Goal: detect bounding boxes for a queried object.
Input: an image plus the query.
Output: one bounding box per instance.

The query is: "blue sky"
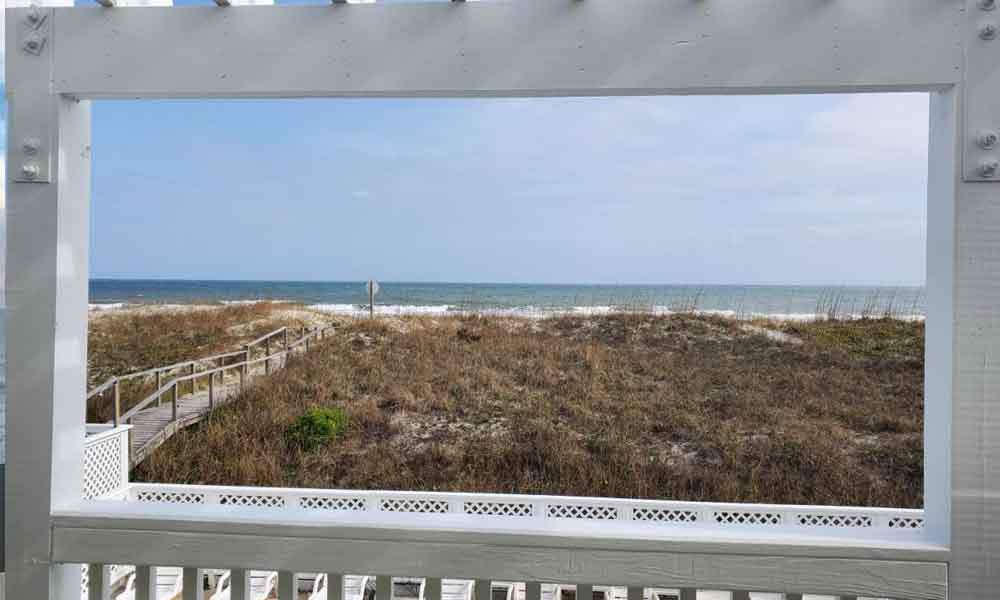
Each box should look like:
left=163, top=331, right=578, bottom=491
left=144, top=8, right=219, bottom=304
left=0, top=20, right=929, bottom=285
left=85, top=93, right=929, bottom=285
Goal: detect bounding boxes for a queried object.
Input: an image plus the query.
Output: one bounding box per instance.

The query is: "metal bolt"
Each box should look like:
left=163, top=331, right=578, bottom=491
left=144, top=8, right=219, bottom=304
left=22, top=138, right=40, bottom=156
left=981, top=0, right=996, bottom=11
left=981, top=22, right=998, bottom=40
left=979, top=159, right=1000, bottom=178
left=25, top=6, right=42, bottom=24
left=22, top=32, right=44, bottom=55
left=979, top=130, right=1000, bottom=151
left=21, top=163, right=40, bottom=180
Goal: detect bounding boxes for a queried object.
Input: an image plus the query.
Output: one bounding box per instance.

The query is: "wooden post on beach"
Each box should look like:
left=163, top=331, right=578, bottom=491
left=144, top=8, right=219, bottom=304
left=367, top=280, right=379, bottom=319
left=208, top=371, right=215, bottom=410
left=171, top=382, right=179, bottom=421
left=265, top=337, right=272, bottom=375
left=112, top=379, right=121, bottom=427
left=155, top=370, right=162, bottom=406
left=283, top=328, right=289, bottom=350
left=190, top=362, right=196, bottom=395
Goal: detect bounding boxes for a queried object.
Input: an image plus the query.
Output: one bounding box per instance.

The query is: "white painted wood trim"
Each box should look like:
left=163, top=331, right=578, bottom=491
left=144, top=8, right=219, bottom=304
left=7, top=0, right=1000, bottom=597
left=51, top=500, right=948, bottom=564
left=47, top=1, right=963, bottom=99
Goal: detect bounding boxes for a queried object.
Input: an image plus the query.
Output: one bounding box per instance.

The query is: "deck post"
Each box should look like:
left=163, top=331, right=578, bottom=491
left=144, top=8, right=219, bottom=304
left=135, top=567, right=158, bottom=600
left=182, top=568, right=205, bottom=600
left=87, top=564, right=112, bottom=600
left=229, top=570, right=251, bottom=600
left=278, top=572, right=298, bottom=600
left=327, top=574, right=345, bottom=600
left=5, top=9, right=91, bottom=598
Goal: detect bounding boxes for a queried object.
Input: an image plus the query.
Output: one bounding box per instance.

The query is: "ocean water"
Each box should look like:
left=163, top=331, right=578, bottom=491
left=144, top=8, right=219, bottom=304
left=90, top=279, right=926, bottom=320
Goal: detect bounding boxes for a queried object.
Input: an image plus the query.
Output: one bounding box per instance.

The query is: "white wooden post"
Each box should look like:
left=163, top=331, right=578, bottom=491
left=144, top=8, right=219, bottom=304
left=87, top=564, right=111, bottom=600
left=183, top=568, right=204, bottom=600
left=5, top=6, right=91, bottom=598
left=376, top=575, right=392, bottom=600
left=230, top=569, right=251, bottom=600
left=474, top=580, right=490, bottom=600
left=423, top=578, right=441, bottom=600
left=326, top=574, right=344, bottom=600
left=279, top=571, right=298, bottom=600
left=135, top=566, right=158, bottom=600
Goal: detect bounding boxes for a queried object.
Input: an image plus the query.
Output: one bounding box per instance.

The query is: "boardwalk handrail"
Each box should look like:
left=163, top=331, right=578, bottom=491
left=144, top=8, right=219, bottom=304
left=90, top=324, right=333, bottom=429
left=86, top=350, right=250, bottom=401
left=116, top=325, right=335, bottom=464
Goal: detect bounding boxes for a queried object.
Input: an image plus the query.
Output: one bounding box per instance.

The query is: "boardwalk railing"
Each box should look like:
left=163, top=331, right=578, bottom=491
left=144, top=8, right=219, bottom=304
left=87, top=325, right=335, bottom=466
left=88, top=325, right=332, bottom=425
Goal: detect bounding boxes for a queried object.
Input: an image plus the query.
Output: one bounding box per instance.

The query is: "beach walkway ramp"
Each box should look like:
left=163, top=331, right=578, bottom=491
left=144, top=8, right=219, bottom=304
left=87, top=324, right=334, bottom=467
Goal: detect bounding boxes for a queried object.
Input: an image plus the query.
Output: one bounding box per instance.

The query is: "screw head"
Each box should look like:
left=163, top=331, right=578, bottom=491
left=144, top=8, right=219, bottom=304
left=981, top=22, right=998, bottom=39
left=22, top=32, right=44, bottom=55
left=979, top=159, right=1000, bottom=178
left=981, top=0, right=996, bottom=10
left=979, top=130, right=1000, bottom=150
left=21, top=138, right=40, bottom=156
left=20, top=163, right=40, bottom=180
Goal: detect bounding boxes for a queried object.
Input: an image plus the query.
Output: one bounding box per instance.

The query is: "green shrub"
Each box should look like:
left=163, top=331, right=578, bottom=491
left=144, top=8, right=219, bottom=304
left=285, top=407, right=349, bottom=452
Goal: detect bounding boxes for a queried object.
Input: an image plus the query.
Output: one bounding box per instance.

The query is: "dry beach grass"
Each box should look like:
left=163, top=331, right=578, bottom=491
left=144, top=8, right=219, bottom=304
left=104, top=305, right=925, bottom=508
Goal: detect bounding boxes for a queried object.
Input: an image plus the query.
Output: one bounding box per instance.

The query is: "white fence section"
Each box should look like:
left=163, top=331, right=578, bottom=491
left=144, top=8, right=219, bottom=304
left=75, top=425, right=938, bottom=600
left=83, top=425, right=131, bottom=500
left=126, top=483, right=925, bottom=537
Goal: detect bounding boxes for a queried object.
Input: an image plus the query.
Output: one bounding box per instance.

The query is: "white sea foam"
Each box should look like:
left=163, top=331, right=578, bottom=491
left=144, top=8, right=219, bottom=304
left=88, top=303, right=129, bottom=311
left=219, top=299, right=291, bottom=306
left=306, top=303, right=924, bottom=321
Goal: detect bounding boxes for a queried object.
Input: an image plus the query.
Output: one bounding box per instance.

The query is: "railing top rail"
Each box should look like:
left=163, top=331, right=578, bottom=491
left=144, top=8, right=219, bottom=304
left=125, top=482, right=925, bottom=518
left=117, top=327, right=333, bottom=423
left=246, top=327, right=289, bottom=349
left=58, top=497, right=945, bottom=564
left=88, top=331, right=286, bottom=399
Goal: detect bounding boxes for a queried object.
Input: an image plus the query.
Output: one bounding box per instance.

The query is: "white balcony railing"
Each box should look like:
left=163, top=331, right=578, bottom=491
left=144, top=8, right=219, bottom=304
left=75, top=424, right=946, bottom=600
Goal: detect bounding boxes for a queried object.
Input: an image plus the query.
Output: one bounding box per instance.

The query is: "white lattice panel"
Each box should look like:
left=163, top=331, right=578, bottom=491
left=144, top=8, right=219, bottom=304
left=380, top=498, right=449, bottom=513
left=888, top=516, right=926, bottom=529
left=796, top=513, right=872, bottom=528
left=547, top=504, right=618, bottom=520
left=219, top=494, right=286, bottom=508
left=713, top=511, right=783, bottom=526
left=83, top=429, right=127, bottom=500
left=632, top=507, right=699, bottom=523
left=464, top=501, right=533, bottom=517
left=135, top=490, right=206, bottom=504
left=123, top=484, right=926, bottom=537
left=300, top=496, right=367, bottom=511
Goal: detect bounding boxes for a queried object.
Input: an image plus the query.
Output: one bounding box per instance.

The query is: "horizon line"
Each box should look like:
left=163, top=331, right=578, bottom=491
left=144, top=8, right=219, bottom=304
left=89, top=277, right=927, bottom=288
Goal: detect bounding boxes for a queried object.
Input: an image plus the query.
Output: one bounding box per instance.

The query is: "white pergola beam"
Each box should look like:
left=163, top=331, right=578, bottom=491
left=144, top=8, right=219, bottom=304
left=49, top=1, right=961, bottom=99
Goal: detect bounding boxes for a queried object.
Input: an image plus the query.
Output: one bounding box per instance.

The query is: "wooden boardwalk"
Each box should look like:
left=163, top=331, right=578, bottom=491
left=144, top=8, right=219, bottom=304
left=127, top=365, right=263, bottom=465
left=89, top=325, right=334, bottom=467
